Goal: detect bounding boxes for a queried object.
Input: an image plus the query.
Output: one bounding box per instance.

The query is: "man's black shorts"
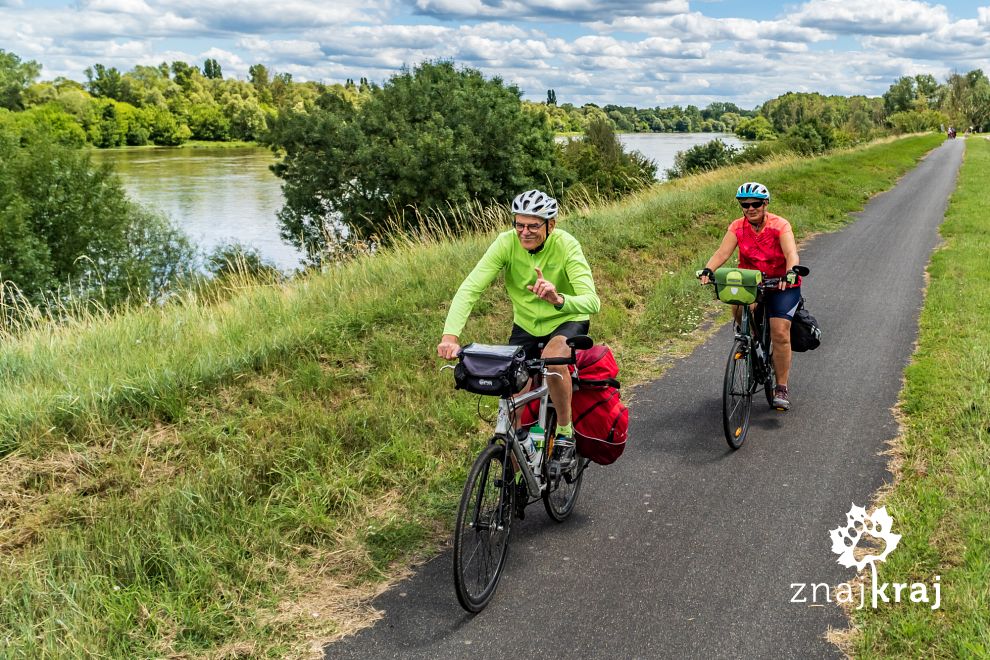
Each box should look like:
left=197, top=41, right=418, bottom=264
left=507, top=320, right=591, bottom=361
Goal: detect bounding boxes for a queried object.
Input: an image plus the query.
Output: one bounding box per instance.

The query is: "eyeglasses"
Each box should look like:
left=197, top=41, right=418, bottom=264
left=739, top=201, right=765, bottom=209
left=513, top=221, right=545, bottom=232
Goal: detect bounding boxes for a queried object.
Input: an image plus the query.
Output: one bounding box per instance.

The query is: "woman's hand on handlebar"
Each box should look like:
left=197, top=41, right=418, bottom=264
left=696, top=267, right=714, bottom=285
left=437, top=334, right=461, bottom=360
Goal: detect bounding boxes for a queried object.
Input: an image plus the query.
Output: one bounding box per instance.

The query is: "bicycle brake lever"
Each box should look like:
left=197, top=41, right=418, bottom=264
left=439, top=364, right=455, bottom=372
left=546, top=371, right=564, bottom=381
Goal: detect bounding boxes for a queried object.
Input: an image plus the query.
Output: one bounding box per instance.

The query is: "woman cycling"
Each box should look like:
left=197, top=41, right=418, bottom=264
left=699, top=182, right=802, bottom=410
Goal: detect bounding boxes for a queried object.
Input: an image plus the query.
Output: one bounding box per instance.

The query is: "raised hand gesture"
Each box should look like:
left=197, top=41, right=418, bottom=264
left=527, top=267, right=564, bottom=306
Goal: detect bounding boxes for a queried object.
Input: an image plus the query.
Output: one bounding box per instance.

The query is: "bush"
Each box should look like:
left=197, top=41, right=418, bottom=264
left=731, top=140, right=789, bottom=164
left=0, top=129, right=195, bottom=309
left=665, top=139, right=738, bottom=179
left=889, top=110, right=950, bottom=133
left=557, top=118, right=657, bottom=198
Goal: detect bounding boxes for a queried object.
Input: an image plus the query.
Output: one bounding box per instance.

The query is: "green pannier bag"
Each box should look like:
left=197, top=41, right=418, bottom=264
left=714, top=267, right=762, bottom=305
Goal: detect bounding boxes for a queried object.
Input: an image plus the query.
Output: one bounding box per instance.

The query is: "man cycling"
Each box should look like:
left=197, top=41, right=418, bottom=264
left=438, top=189, right=600, bottom=471
left=698, top=182, right=802, bottom=410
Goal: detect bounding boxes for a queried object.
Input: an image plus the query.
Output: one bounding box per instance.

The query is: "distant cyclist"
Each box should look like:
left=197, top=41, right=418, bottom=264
left=698, top=182, right=802, bottom=410
left=438, top=189, right=600, bottom=472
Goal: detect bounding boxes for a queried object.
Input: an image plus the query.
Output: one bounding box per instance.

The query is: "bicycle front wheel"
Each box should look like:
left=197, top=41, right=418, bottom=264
left=542, top=408, right=583, bottom=521
left=763, top=342, right=777, bottom=409
left=453, top=442, right=515, bottom=612
left=722, top=338, right=753, bottom=450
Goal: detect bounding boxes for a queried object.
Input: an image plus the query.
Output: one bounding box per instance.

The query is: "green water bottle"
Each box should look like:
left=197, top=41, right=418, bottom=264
left=528, top=424, right=545, bottom=469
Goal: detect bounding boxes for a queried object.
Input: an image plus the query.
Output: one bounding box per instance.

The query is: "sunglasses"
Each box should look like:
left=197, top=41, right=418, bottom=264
left=739, top=201, right=765, bottom=209
left=513, top=221, right=545, bottom=232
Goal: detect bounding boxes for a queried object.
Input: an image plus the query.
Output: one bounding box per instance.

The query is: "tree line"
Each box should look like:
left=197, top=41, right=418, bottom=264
left=2, top=48, right=988, bottom=322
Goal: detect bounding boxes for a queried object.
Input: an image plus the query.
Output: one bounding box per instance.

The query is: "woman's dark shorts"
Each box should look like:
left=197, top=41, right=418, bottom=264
left=764, top=286, right=802, bottom=321
left=507, top=320, right=591, bottom=361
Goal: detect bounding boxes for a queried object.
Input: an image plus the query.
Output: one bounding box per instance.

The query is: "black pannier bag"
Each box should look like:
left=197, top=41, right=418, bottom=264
left=454, top=343, right=529, bottom=396
left=790, top=298, right=822, bottom=352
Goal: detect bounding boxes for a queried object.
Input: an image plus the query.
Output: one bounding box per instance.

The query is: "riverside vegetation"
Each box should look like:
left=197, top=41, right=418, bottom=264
left=0, top=133, right=953, bottom=657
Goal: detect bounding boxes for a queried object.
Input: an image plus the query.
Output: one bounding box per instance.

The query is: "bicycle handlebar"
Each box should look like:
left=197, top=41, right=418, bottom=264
left=697, top=265, right=811, bottom=288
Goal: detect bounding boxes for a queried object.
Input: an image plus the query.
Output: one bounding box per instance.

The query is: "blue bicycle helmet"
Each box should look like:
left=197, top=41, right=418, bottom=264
left=735, top=182, right=770, bottom=201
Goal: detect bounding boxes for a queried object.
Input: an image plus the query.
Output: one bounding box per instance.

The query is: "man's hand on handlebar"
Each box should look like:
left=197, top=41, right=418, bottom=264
left=437, top=334, right=461, bottom=360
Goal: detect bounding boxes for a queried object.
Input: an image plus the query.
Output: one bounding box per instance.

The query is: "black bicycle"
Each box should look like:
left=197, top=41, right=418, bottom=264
left=443, top=335, right=593, bottom=612
left=700, top=265, right=810, bottom=449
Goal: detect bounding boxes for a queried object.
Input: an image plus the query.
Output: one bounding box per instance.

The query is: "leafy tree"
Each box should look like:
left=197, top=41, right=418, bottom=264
left=883, top=76, right=917, bottom=115
left=0, top=49, right=42, bottom=110
left=0, top=130, right=194, bottom=307
left=84, top=64, right=125, bottom=100
left=144, top=105, right=191, bottom=145
left=267, top=60, right=560, bottom=252
left=942, top=69, right=990, bottom=131
left=187, top=102, right=230, bottom=140
left=169, top=61, right=198, bottom=91
left=735, top=115, right=775, bottom=140
left=249, top=64, right=272, bottom=104
left=203, top=58, right=223, bottom=80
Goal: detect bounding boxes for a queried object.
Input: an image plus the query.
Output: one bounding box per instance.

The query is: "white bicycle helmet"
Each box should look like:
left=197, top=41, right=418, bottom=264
left=735, top=182, right=770, bottom=201
left=511, top=189, right=558, bottom=220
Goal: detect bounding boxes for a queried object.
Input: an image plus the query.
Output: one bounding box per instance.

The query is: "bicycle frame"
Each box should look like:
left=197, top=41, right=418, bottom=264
left=494, top=378, right=553, bottom=499
left=735, top=298, right=772, bottom=389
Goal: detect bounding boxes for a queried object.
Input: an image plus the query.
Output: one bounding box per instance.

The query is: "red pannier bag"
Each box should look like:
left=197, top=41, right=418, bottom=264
left=519, top=345, right=629, bottom=465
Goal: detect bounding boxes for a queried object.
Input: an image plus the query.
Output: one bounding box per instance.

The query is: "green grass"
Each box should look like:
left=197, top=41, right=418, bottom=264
left=0, top=134, right=945, bottom=657
left=840, top=137, right=990, bottom=657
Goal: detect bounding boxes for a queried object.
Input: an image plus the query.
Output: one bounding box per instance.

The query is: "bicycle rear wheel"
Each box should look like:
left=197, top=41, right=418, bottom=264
left=723, top=338, right=753, bottom=450
left=542, top=408, right=583, bottom=521
left=453, top=442, right=514, bottom=613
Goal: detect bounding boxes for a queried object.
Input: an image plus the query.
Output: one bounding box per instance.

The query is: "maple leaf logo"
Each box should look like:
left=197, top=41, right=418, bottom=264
left=829, top=503, right=902, bottom=572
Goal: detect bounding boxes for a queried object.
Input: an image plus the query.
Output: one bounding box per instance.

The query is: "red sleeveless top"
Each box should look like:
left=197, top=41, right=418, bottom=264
left=729, top=212, right=794, bottom=280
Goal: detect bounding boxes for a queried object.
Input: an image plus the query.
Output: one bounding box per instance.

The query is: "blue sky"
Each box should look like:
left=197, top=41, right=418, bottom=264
left=2, top=0, right=988, bottom=108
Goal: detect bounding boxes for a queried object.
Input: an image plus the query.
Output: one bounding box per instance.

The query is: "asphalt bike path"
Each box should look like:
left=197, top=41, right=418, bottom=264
left=325, top=138, right=964, bottom=659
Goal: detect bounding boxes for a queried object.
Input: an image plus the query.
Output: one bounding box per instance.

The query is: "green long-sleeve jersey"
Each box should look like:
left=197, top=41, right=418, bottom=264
left=442, top=228, right=600, bottom=338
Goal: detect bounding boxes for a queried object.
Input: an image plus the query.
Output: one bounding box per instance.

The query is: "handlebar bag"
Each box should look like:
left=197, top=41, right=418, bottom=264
left=454, top=343, right=529, bottom=396
left=714, top=267, right=762, bottom=305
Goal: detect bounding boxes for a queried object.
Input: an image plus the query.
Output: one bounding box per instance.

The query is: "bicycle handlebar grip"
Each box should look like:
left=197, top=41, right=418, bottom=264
left=542, top=356, right=576, bottom=366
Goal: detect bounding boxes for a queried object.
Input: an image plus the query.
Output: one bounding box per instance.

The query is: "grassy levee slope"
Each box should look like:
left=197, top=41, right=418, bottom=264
left=843, top=136, right=990, bottom=657
left=0, top=134, right=942, bottom=658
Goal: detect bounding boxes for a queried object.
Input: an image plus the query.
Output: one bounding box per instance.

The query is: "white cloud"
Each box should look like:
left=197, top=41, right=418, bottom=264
left=412, top=0, right=688, bottom=21
left=80, top=0, right=155, bottom=15
left=0, top=0, right=988, bottom=108
left=792, top=0, right=950, bottom=36
left=598, top=13, right=830, bottom=45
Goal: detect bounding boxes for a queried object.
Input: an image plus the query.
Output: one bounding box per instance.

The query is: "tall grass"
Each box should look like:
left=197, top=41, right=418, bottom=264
left=0, top=134, right=943, bottom=657
left=840, top=137, right=990, bottom=657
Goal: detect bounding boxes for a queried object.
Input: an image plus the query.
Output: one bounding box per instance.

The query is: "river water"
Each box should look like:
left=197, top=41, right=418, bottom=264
left=93, top=133, right=744, bottom=271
